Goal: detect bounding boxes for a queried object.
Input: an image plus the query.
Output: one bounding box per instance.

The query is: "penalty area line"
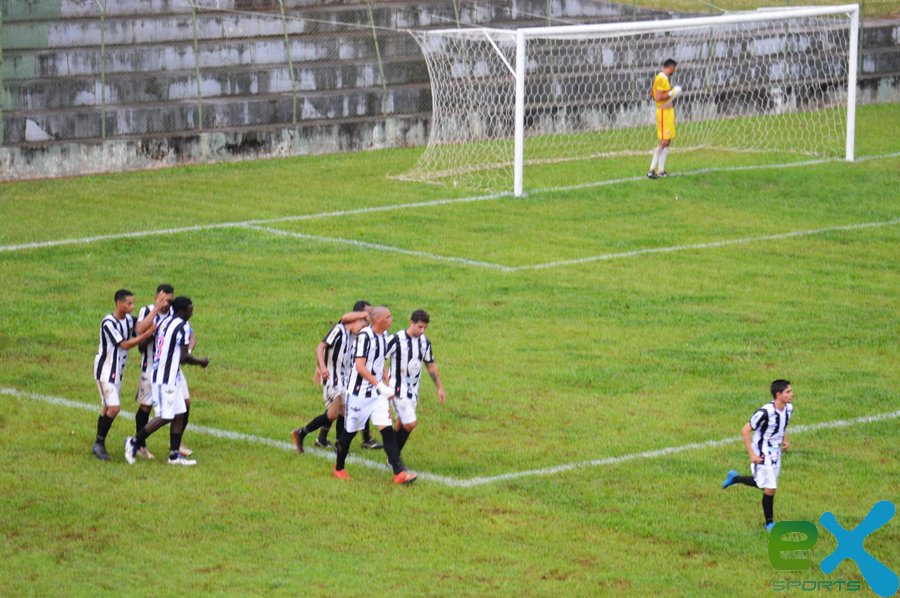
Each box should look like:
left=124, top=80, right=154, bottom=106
left=2, top=387, right=898, bottom=488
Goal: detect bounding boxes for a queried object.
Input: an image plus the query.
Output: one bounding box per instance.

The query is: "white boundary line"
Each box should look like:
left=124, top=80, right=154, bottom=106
left=3, top=387, right=897, bottom=488
left=2, top=152, right=898, bottom=255
left=514, top=218, right=900, bottom=271
left=246, top=225, right=515, bottom=272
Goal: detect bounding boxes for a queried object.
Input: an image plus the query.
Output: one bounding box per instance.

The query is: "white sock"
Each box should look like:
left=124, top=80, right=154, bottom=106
left=649, top=147, right=661, bottom=172
left=658, top=147, right=669, bottom=173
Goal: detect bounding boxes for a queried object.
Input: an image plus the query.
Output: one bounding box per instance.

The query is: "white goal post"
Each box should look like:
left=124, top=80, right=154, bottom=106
left=405, top=5, right=860, bottom=196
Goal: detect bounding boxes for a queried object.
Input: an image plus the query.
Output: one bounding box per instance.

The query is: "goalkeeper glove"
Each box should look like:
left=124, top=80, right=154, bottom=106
left=376, top=381, right=395, bottom=400
left=670, top=85, right=682, bottom=98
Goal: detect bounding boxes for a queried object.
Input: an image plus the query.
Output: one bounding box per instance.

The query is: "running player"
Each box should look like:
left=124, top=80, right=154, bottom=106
left=722, top=380, right=794, bottom=531
left=385, top=309, right=446, bottom=456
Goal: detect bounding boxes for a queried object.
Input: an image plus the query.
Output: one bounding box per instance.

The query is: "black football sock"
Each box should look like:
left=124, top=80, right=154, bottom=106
left=334, top=416, right=345, bottom=438
left=317, top=420, right=333, bottom=444
left=763, top=494, right=775, bottom=524
left=96, top=415, right=114, bottom=443
left=303, top=412, right=330, bottom=435
left=380, top=427, right=404, bottom=474
left=734, top=475, right=758, bottom=487
left=182, top=403, right=190, bottom=432
left=135, top=409, right=150, bottom=447
left=362, top=420, right=372, bottom=442
left=396, top=427, right=411, bottom=453
left=335, top=430, right=357, bottom=470
left=169, top=431, right=184, bottom=460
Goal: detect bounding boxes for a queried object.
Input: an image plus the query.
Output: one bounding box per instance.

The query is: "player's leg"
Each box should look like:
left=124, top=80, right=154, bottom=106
left=334, top=394, right=367, bottom=477
left=178, top=375, right=192, bottom=457
left=649, top=109, right=664, bottom=177
left=360, top=419, right=383, bottom=449
left=657, top=111, right=675, bottom=176
left=372, top=397, right=415, bottom=484
left=392, top=397, right=418, bottom=454
left=134, top=372, right=155, bottom=459
left=93, top=381, right=120, bottom=461
left=163, top=383, right=193, bottom=465
left=126, top=383, right=172, bottom=464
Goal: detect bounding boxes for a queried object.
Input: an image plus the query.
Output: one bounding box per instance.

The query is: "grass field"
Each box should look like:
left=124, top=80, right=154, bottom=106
left=0, top=102, right=898, bottom=596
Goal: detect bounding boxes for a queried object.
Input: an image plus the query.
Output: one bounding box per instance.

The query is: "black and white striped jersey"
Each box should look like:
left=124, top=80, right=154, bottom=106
left=347, top=325, right=389, bottom=398
left=93, top=313, right=135, bottom=383
left=386, top=331, right=434, bottom=399
left=321, top=322, right=353, bottom=388
left=151, top=315, right=192, bottom=386
left=749, top=401, right=794, bottom=458
left=137, top=304, right=171, bottom=373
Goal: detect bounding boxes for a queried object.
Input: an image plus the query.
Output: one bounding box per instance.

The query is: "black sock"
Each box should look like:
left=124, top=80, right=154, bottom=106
left=303, top=412, right=330, bottom=435
left=362, top=420, right=372, bottom=442
left=183, top=404, right=190, bottom=432
left=380, top=427, right=404, bottom=474
left=317, top=420, right=333, bottom=443
left=334, top=416, right=344, bottom=438
left=734, top=475, right=758, bottom=487
left=134, top=426, right=151, bottom=448
left=95, top=415, right=114, bottom=443
left=335, top=430, right=357, bottom=470
left=170, top=431, right=184, bottom=460
left=396, top=427, right=411, bottom=453
left=135, top=409, right=150, bottom=447
left=763, top=494, right=775, bottom=524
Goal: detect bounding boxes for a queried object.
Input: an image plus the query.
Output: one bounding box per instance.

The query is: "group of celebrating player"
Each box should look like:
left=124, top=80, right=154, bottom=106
left=291, top=300, right=446, bottom=485
left=91, top=285, right=209, bottom=466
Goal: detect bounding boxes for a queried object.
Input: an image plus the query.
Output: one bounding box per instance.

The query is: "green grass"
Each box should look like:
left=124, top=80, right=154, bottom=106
left=0, top=103, right=898, bottom=596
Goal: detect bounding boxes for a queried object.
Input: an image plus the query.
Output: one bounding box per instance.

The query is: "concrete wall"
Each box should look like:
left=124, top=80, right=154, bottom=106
left=0, top=1, right=898, bottom=180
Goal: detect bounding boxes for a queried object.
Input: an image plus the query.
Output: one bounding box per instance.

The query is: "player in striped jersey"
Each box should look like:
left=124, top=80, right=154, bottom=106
left=290, top=312, right=368, bottom=453
left=91, top=289, right=157, bottom=461
left=333, top=305, right=417, bottom=484
left=722, top=380, right=794, bottom=531
left=647, top=58, right=680, bottom=179
left=125, top=296, right=209, bottom=466
left=385, top=309, right=446, bottom=457
left=133, top=283, right=175, bottom=460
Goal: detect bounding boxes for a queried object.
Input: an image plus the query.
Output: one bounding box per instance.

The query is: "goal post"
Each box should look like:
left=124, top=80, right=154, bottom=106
left=405, top=4, right=860, bottom=196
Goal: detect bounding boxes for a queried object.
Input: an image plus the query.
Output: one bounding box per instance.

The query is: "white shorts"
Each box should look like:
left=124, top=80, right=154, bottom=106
left=180, top=374, right=190, bottom=401
left=344, top=393, right=392, bottom=433
left=152, top=382, right=187, bottom=420
left=135, top=371, right=153, bottom=406
left=96, top=380, right=122, bottom=408
left=322, top=381, right=345, bottom=408
left=752, top=455, right=782, bottom=490
left=391, top=395, right=418, bottom=425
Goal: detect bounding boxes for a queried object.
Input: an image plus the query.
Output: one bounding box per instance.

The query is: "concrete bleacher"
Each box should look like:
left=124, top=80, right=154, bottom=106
left=0, top=0, right=897, bottom=179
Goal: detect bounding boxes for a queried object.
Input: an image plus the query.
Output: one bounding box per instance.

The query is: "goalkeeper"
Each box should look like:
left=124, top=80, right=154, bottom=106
left=648, top=58, right=680, bottom=179
left=333, top=305, right=417, bottom=484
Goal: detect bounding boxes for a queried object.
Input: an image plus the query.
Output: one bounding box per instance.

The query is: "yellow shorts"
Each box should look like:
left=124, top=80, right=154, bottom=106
left=656, top=108, right=676, bottom=141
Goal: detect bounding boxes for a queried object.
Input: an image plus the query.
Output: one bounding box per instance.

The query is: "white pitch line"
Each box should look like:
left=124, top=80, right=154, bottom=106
left=3, top=151, right=898, bottom=255
left=514, top=217, right=900, bottom=271
left=246, top=225, right=515, bottom=271
left=2, top=387, right=897, bottom=488
left=0, top=191, right=509, bottom=253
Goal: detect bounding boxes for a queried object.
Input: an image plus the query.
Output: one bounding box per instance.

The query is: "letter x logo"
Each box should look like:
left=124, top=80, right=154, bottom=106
left=820, top=500, right=898, bottom=598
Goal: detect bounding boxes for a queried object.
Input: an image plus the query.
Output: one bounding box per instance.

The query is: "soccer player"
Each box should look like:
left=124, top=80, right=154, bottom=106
left=385, top=309, right=446, bottom=456
left=133, top=283, right=175, bottom=460
left=291, top=313, right=368, bottom=453
left=125, top=296, right=209, bottom=466
left=333, top=305, right=417, bottom=484
left=91, top=289, right=157, bottom=461
left=344, top=300, right=383, bottom=451
left=647, top=58, right=681, bottom=179
left=722, top=379, right=794, bottom=531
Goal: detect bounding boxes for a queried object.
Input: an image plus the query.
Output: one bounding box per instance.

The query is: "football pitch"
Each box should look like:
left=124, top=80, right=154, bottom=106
left=0, top=103, right=898, bottom=596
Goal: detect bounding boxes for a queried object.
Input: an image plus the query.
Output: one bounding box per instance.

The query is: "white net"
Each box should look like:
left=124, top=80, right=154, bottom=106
left=404, top=10, right=853, bottom=193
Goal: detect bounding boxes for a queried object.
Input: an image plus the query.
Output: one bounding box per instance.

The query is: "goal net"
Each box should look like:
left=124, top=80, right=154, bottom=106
left=403, top=5, right=859, bottom=196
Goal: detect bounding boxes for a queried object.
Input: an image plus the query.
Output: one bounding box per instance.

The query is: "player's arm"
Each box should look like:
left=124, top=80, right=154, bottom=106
left=119, top=323, right=156, bottom=351
left=426, top=361, right=446, bottom=404
left=315, top=341, right=329, bottom=384
left=135, top=291, right=169, bottom=335
left=782, top=433, right=789, bottom=451
left=355, top=356, right=394, bottom=399
left=180, top=344, right=209, bottom=368
left=339, top=311, right=369, bottom=325
left=741, top=422, right=763, bottom=464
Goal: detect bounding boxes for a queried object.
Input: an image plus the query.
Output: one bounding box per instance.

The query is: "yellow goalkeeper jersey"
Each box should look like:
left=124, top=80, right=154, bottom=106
left=651, top=72, right=672, bottom=109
